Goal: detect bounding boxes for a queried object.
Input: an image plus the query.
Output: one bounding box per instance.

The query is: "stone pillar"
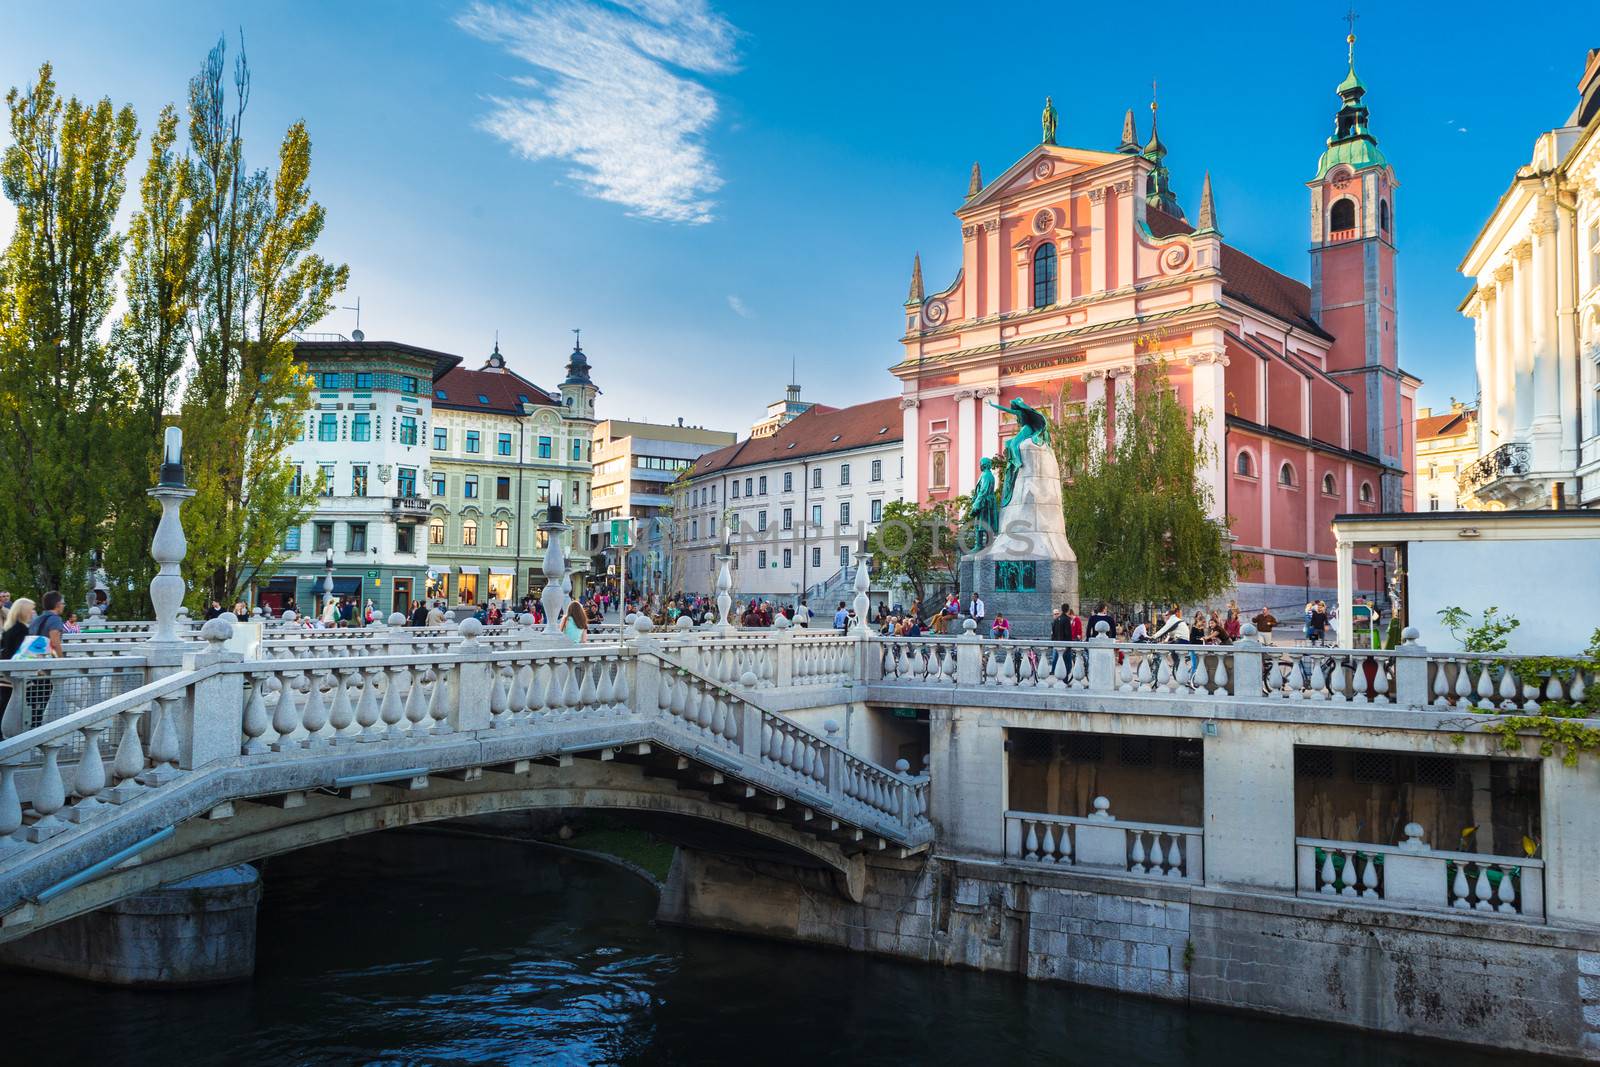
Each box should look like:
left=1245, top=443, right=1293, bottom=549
left=1083, top=370, right=1107, bottom=458
left=0, top=865, right=262, bottom=985
left=1090, top=188, right=1108, bottom=293
left=1511, top=245, right=1533, bottom=439
left=977, top=386, right=1001, bottom=467
left=1492, top=265, right=1515, bottom=450
left=1202, top=723, right=1295, bottom=890
left=929, top=705, right=1006, bottom=858
left=1472, top=290, right=1492, bottom=438
left=983, top=218, right=1001, bottom=317
left=1555, top=195, right=1581, bottom=471
left=1541, top=755, right=1600, bottom=925
left=955, top=389, right=977, bottom=494
left=900, top=397, right=920, bottom=505
left=1188, top=351, right=1228, bottom=509
left=1335, top=538, right=1355, bottom=649
left=1530, top=197, right=1561, bottom=453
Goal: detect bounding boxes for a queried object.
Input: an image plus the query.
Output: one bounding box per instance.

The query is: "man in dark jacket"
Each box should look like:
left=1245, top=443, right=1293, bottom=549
left=1087, top=602, right=1116, bottom=640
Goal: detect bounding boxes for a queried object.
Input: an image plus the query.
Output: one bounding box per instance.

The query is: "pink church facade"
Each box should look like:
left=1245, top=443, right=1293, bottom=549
left=894, top=64, right=1416, bottom=611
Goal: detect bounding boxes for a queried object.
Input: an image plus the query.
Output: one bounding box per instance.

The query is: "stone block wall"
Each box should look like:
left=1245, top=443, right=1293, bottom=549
left=660, top=847, right=1600, bottom=1061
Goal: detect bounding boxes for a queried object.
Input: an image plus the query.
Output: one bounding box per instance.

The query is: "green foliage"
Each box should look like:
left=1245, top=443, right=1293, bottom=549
left=1471, top=628, right=1600, bottom=767
left=1438, top=605, right=1519, bottom=653
left=0, top=64, right=139, bottom=598
left=871, top=496, right=968, bottom=606
left=1048, top=359, right=1233, bottom=607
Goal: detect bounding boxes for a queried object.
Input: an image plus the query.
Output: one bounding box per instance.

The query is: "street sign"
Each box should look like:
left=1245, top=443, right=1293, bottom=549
left=366, top=570, right=379, bottom=579
left=610, top=519, right=632, bottom=547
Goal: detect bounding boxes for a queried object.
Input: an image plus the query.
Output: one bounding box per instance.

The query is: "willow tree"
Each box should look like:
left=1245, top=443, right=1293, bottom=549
left=1051, top=360, right=1233, bottom=608
left=178, top=37, right=346, bottom=605
left=0, top=65, right=138, bottom=595
left=104, top=104, right=205, bottom=613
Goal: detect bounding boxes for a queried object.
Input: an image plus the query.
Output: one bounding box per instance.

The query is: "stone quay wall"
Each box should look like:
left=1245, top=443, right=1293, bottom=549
left=659, top=848, right=1600, bottom=1062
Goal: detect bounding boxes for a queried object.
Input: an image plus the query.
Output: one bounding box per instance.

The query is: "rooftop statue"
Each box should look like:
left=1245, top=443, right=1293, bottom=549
left=1041, top=96, right=1058, bottom=146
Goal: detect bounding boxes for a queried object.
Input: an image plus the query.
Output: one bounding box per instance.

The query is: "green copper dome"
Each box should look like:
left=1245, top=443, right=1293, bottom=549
left=1315, top=63, right=1386, bottom=179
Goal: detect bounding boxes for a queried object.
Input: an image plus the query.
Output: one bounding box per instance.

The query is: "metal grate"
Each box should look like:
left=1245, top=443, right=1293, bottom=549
left=1119, top=737, right=1155, bottom=766
left=1415, top=756, right=1457, bottom=788
left=1353, top=751, right=1396, bottom=784
left=1294, top=747, right=1335, bottom=779
left=1172, top=740, right=1203, bottom=769
left=1012, top=731, right=1056, bottom=760
left=1063, top=734, right=1104, bottom=763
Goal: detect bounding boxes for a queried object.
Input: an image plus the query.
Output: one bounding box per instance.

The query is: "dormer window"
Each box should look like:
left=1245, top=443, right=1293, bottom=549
left=477, top=394, right=490, bottom=404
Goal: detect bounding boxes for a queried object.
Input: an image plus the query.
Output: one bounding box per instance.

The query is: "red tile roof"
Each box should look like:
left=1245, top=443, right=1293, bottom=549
left=1416, top=407, right=1477, bottom=442
left=690, top=397, right=904, bottom=477
left=434, top=363, right=558, bottom=415
left=1146, top=209, right=1332, bottom=340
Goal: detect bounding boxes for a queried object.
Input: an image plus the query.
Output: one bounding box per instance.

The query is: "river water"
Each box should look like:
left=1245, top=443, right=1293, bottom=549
left=1, top=832, right=1517, bottom=1065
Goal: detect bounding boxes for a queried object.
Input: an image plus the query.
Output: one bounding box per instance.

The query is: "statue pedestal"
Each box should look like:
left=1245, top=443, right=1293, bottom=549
left=959, top=440, right=1078, bottom=640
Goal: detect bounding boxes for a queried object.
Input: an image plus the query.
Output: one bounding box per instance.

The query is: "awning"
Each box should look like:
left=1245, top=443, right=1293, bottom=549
left=263, top=576, right=297, bottom=591
left=489, top=567, right=514, bottom=576
left=458, top=565, right=480, bottom=575
left=310, top=577, right=364, bottom=595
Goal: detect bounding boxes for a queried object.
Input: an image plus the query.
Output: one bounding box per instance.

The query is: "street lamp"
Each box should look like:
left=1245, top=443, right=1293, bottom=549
left=323, top=547, right=335, bottom=616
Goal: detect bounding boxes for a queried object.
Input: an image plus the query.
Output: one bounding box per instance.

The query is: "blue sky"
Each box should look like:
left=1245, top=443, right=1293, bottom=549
left=3, top=1, right=1597, bottom=430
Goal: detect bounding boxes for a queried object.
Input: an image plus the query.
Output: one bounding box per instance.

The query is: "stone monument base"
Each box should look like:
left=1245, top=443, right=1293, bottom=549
left=959, top=555, right=1079, bottom=640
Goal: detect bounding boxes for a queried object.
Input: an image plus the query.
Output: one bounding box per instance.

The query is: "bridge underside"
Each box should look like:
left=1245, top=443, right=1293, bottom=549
left=0, top=735, right=923, bottom=943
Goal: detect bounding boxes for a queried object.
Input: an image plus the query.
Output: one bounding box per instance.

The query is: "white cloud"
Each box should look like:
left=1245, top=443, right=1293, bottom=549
left=457, top=0, right=738, bottom=225
left=726, top=294, right=752, bottom=318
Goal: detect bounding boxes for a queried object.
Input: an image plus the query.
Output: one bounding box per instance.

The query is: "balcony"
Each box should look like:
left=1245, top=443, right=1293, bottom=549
left=1457, top=442, right=1532, bottom=507
left=389, top=495, right=431, bottom=522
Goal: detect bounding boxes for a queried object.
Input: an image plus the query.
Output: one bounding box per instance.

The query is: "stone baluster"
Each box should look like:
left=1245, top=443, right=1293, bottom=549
left=1453, top=661, right=1475, bottom=707
left=300, top=670, right=330, bottom=748
left=142, top=691, right=182, bottom=784
left=1473, top=865, right=1495, bottom=911
left=1372, top=659, right=1390, bottom=704
left=1475, top=663, right=1498, bottom=710
left=1431, top=661, right=1452, bottom=708
left=1040, top=822, right=1058, bottom=863
left=0, top=764, right=21, bottom=842
left=404, top=668, right=432, bottom=733
left=107, top=705, right=147, bottom=801
left=65, top=725, right=108, bottom=823
left=1496, top=867, right=1519, bottom=914
left=1451, top=863, right=1472, bottom=908
left=1129, top=830, right=1147, bottom=873
left=1319, top=850, right=1338, bottom=893
left=1148, top=832, right=1166, bottom=875
left=1166, top=834, right=1184, bottom=878
left=488, top=664, right=511, bottom=728
left=356, top=666, right=383, bottom=741
left=1497, top=667, right=1519, bottom=710
left=1023, top=819, right=1039, bottom=861
left=429, top=668, right=452, bottom=734
left=328, top=668, right=356, bottom=743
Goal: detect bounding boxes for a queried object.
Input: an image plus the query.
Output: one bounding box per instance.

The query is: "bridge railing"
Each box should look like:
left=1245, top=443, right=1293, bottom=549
left=0, top=619, right=931, bottom=885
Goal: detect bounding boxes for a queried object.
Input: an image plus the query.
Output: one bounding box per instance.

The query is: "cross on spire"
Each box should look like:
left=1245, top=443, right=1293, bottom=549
left=572, top=327, right=582, bottom=352
left=1150, top=77, right=1158, bottom=115
left=1345, top=5, right=1358, bottom=65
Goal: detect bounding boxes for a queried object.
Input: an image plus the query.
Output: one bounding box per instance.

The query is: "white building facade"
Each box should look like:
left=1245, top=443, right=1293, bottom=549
left=269, top=339, right=460, bottom=617
left=676, top=397, right=905, bottom=609
left=1459, top=49, right=1600, bottom=508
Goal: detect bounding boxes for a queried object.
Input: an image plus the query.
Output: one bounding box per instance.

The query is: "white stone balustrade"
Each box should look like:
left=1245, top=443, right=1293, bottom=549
left=1296, top=826, right=1543, bottom=921
left=1005, top=798, right=1204, bottom=883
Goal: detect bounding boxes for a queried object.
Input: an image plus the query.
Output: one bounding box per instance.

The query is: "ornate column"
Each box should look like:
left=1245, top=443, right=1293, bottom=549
left=1187, top=350, right=1229, bottom=514
left=1511, top=243, right=1533, bottom=439
left=1531, top=195, right=1562, bottom=445
left=1083, top=370, right=1108, bottom=458
left=148, top=427, right=195, bottom=650
left=976, top=385, right=1001, bottom=468
left=900, top=397, right=920, bottom=505
left=1493, top=264, right=1515, bottom=450
left=1335, top=538, right=1355, bottom=649
left=954, top=389, right=977, bottom=494
left=983, top=218, right=1001, bottom=317
left=1472, top=288, right=1492, bottom=438
left=539, top=481, right=571, bottom=634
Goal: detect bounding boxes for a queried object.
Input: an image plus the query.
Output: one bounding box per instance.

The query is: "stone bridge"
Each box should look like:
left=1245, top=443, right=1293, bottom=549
left=0, top=621, right=928, bottom=941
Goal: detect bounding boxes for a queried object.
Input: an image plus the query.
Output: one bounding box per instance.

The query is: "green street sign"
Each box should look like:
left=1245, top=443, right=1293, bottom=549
left=611, top=519, right=632, bottom=547
left=366, top=569, right=379, bottom=579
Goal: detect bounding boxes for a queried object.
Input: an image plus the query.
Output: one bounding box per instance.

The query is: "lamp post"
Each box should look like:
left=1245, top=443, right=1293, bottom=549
left=147, top=427, right=196, bottom=647
left=323, top=547, right=335, bottom=619
left=540, top=480, right=571, bottom=633
left=715, top=513, right=734, bottom=630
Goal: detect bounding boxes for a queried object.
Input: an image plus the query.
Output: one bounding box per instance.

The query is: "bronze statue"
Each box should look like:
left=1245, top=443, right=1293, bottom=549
left=989, top=397, right=1051, bottom=507
left=1041, top=96, right=1058, bottom=146
left=967, top=457, right=999, bottom=549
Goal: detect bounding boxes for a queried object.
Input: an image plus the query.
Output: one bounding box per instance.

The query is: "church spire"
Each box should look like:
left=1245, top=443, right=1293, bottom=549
left=967, top=161, right=983, bottom=198
left=1314, top=8, right=1388, bottom=179
left=1142, top=81, right=1183, bottom=218
left=906, top=254, right=924, bottom=306
left=1195, top=171, right=1219, bottom=234
left=1118, top=108, right=1140, bottom=153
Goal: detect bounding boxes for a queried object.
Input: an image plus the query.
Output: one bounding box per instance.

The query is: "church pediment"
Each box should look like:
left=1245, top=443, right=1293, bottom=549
left=962, top=145, right=1128, bottom=213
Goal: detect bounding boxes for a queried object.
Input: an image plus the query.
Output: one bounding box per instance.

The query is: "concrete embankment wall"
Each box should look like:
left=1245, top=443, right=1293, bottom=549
left=659, top=849, right=1600, bottom=1062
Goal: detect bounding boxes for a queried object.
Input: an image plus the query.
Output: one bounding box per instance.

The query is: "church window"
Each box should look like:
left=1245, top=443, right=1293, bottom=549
left=1032, top=243, right=1058, bottom=308
left=1278, top=462, right=1296, bottom=488
left=1330, top=198, right=1356, bottom=233
left=1235, top=451, right=1254, bottom=477
left=1379, top=199, right=1391, bottom=232
left=1321, top=472, right=1336, bottom=495
left=1359, top=481, right=1374, bottom=504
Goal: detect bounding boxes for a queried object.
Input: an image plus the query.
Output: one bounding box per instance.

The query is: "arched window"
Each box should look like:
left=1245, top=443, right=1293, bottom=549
left=462, top=518, right=478, bottom=546
left=1032, top=242, right=1058, bottom=309
left=1278, top=462, right=1296, bottom=487
left=1235, top=451, right=1254, bottom=477
left=494, top=519, right=509, bottom=548
left=1379, top=199, right=1390, bottom=232
left=1359, top=481, right=1374, bottom=503
left=1330, top=198, right=1356, bottom=232
left=1322, top=472, right=1336, bottom=495
left=428, top=519, right=445, bottom=545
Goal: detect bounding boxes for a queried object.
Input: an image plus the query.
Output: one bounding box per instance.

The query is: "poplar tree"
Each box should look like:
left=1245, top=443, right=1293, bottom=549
left=0, top=65, right=138, bottom=595
left=104, top=104, right=204, bottom=613
left=1050, top=360, right=1234, bottom=609
left=178, top=37, right=346, bottom=605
